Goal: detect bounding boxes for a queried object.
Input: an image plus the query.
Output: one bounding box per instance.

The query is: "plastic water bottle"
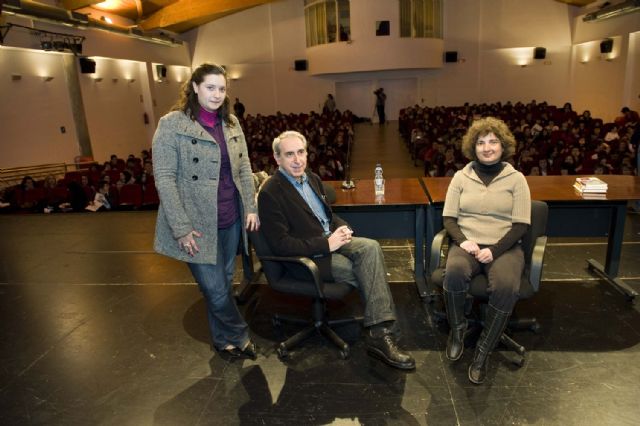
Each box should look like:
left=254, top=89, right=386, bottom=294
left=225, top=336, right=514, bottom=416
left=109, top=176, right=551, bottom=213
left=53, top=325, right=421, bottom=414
left=374, top=163, right=385, bottom=196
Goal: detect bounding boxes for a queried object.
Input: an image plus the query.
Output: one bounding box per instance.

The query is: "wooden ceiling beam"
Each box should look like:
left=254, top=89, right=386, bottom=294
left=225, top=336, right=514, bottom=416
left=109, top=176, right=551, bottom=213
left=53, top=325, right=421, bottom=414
left=61, top=0, right=103, bottom=11
left=139, top=0, right=273, bottom=31
left=554, top=0, right=595, bottom=7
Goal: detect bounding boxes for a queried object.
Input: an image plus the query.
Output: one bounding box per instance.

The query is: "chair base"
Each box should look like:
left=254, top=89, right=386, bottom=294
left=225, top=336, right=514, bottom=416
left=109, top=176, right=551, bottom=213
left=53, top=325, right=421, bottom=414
left=273, top=313, right=363, bottom=360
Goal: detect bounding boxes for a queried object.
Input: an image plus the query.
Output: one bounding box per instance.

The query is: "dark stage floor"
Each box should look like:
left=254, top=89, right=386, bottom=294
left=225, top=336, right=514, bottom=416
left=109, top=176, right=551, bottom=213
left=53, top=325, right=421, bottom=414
left=1, top=210, right=640, bottom=425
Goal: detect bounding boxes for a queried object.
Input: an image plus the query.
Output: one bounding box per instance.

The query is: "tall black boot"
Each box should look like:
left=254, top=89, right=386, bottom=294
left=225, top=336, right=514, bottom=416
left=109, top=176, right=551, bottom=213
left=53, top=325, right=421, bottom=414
left=444, top=290, right=467, bottom=361
left=468, top=304, right=510, bottom=384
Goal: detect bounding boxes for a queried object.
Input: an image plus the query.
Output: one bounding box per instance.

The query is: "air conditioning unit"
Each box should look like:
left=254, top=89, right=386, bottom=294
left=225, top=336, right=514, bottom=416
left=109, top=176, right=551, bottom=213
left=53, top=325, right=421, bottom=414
left=583, top=0, right=640, bottom=22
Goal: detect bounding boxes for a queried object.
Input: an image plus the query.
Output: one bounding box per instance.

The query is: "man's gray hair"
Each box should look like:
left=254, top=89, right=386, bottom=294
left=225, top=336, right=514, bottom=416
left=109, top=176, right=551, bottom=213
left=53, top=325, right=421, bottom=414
left=272, top=130, right=308, bottom=155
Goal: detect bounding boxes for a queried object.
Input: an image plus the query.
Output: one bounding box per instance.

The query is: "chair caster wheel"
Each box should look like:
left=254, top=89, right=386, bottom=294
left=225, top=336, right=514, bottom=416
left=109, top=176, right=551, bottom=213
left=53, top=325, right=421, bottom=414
left=276, top=345, right=288, bottom=360
left=339, top=347, right=350, bottom=360
left=513, top=357, right=525, bottom=368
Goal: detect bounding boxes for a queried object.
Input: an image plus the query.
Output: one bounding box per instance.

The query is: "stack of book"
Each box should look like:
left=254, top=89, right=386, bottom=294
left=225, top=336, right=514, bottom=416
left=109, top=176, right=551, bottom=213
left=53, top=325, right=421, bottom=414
left=573, top=176, right=608, bottom=198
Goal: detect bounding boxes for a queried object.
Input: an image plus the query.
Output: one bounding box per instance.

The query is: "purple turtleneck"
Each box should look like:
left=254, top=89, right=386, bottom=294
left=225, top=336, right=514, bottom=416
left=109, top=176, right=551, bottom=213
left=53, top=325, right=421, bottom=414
left=197, top=107, right=239, bottom=229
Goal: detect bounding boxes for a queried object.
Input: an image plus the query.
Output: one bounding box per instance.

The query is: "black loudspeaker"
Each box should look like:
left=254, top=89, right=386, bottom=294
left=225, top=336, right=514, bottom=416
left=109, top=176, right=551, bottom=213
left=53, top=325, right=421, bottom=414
left=294, top=59, right=308, bottom=71
left=156, top=64, right=167, bottom=78
left=376, top=20, right=390, bottom=36
left=533, top=47, right=546, bottom=60
left=444, top=51, right=458, bottom=63
left=79, top=57, right=96, bottom=74
left=600, top=39, right=613, bottom=54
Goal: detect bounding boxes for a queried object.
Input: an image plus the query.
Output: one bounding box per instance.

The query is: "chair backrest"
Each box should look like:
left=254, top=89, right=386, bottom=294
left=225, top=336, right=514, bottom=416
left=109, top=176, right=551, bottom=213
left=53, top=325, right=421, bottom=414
left=248, top=229, right=287, bottom=283
left=322, top=182, right=336, bottom=204
left=521, top=200, right=548, bottom=266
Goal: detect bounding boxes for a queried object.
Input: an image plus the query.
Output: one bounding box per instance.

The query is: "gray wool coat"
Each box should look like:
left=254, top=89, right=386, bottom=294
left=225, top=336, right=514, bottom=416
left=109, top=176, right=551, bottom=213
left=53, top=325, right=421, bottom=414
left=152, top=110, right=257, bottom=264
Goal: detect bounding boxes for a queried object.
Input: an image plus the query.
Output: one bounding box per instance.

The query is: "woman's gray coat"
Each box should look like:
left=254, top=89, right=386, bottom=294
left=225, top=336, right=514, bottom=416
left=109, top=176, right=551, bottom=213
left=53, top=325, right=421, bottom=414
left=152, top=110, right=257, bottom=264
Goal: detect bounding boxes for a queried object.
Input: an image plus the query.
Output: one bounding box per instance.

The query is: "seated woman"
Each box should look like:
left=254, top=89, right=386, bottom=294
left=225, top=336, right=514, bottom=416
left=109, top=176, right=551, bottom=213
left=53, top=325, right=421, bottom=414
left=441, top=117, right=531, bottom=385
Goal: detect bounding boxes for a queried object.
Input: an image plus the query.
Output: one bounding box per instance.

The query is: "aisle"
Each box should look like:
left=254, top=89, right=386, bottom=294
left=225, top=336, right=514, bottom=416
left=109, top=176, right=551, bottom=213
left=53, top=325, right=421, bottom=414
left=349, top=121, right=423, bottom=179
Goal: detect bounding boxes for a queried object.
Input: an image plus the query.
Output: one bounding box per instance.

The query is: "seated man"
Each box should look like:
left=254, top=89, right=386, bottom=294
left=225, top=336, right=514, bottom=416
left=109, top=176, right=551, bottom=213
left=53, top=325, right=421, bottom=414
left=258, top=130, right=415, bottom=370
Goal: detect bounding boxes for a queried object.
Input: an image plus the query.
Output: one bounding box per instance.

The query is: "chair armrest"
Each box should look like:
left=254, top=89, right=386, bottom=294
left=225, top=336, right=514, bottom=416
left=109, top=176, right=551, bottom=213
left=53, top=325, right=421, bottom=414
left=258, top=255, right=326, bottom=298
left=528, top=235, right=547, bottom=292
left=428, top=229, right=448, bottom=276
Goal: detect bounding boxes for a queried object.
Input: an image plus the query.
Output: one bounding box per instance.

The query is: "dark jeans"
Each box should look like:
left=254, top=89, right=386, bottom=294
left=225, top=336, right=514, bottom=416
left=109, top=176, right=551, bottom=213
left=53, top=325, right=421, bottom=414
left=331, top=236, right=396, bottom=328
left=443, top=243, right=524, bottom=312
left=187, top=220, right=249, bottom=351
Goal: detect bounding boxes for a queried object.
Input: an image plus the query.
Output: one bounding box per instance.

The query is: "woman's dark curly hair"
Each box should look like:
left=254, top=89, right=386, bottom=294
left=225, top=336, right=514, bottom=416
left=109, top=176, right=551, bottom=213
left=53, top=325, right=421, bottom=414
left=461, top=116, right=516, bottom=161
left=172, top=63, right=233, bottom=126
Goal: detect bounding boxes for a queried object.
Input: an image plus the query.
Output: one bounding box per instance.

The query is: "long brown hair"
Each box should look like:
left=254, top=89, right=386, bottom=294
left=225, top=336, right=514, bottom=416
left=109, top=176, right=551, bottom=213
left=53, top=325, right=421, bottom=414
left=172, top=63, right=233, bottom=126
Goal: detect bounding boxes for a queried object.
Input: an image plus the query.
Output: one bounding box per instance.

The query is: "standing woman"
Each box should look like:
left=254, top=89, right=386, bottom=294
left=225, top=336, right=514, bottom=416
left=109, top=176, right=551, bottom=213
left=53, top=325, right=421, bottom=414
left=153, top=63, right=259, bottom=359
left=441, top=117, right=531, bottom=384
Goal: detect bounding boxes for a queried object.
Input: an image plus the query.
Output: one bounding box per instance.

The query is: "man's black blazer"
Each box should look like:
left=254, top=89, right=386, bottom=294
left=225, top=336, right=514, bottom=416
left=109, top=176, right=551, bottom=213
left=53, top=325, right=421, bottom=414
left=257, top=170, right=348, bottom=281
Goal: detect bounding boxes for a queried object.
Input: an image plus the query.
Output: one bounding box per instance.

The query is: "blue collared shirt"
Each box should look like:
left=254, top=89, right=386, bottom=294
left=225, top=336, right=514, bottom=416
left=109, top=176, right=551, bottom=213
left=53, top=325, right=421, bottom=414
left=279, top=168, right=331, bottom=236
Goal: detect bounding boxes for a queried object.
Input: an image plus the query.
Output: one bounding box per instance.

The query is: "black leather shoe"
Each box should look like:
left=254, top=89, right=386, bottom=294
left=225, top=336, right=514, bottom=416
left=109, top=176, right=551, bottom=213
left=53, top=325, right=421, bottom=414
left=218, top=341, right=258, bottom=360
left=241, top=341, right=258, bottom=360
left=366, top=329, right=415, bottom=370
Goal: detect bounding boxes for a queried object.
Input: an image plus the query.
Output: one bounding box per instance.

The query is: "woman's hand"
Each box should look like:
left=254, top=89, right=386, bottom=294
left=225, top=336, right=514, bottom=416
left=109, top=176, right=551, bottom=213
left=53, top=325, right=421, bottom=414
left=178, top=230, right=202, bottom=257
left=246, top=213, right=260, bottom=231
left=475, top=248, right=494, bottom=264
left=460, top=240, right=480, bottom=256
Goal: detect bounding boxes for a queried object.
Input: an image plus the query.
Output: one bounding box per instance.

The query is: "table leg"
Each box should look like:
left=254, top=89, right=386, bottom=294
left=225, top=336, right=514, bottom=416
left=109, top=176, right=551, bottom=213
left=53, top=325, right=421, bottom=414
left=414, top=205, right=429, bottom=298
left=587, top=204, right=637, bottom=302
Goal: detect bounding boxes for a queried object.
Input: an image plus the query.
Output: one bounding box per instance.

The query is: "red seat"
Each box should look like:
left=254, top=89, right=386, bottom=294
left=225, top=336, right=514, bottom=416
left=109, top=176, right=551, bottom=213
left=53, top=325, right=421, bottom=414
left=64, top=170, right=89, bottom=182
left=142, top=183, right=160, bottom=207
left=19, top=187, right=46, bottom=208
left=47, top=186, right=69, bottom=205
left=82, top=186, right=96, bottom=201
left=106, top=170, right=122, bottom=183
left=118, top=184, right=142, bottom=208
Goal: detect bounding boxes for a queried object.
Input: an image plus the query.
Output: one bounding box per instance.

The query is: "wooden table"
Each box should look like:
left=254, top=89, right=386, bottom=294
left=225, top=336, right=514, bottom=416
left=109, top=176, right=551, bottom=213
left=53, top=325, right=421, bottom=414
left=422, top=175, right=640, bottom=301
left=326, top=178, right=430, bottom=296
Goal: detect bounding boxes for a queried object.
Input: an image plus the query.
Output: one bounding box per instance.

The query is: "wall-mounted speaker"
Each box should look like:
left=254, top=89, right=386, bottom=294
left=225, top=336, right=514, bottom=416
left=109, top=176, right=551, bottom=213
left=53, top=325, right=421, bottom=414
left=444, top=51, right=458, bottom=63
left=533, top=47, right=546, bottom=60
left=79, top=57, right=96, bottom=74
left=294, top=59, right=308, bottom=71
left=600, top=39, right=613, bottom=54
left=156, top=64, right=167, bottom=78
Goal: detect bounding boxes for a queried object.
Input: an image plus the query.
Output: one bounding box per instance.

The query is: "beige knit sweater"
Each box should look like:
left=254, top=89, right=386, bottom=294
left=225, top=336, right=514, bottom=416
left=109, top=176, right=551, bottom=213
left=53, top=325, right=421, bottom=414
left=442, top=162, right=531, bottom=245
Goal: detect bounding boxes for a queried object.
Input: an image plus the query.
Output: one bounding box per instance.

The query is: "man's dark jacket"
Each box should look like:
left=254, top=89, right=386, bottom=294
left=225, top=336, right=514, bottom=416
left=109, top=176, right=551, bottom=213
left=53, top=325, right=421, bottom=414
left=257, top=170, right=347, bottom=281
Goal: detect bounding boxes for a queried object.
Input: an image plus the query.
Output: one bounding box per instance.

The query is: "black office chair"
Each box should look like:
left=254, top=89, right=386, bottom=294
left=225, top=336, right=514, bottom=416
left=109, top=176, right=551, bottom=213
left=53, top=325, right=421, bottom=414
left=249, top=229, right=362, bottom=360
left=428, top=200, right=548, bottom=365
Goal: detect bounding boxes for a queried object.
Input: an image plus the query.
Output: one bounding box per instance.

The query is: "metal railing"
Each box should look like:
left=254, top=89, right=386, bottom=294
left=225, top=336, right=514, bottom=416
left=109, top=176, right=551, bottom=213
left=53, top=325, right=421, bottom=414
left=0, top=161, right=96, bottom=190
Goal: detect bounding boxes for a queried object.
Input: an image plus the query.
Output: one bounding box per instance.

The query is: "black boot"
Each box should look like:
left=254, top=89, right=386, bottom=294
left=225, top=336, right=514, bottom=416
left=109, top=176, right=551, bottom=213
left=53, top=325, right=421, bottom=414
left=366, top=323, right=416, bottom=370
left=468, top=305, right=510, bottom=384
left=444, top=290, right=467, bottom=361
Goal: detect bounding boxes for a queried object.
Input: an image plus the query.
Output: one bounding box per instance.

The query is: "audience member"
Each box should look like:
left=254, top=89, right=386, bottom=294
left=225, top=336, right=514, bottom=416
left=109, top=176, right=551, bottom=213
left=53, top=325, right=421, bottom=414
left=323, top=94, right=336, bottom=114
left=233, top=98, right=246, bottom=121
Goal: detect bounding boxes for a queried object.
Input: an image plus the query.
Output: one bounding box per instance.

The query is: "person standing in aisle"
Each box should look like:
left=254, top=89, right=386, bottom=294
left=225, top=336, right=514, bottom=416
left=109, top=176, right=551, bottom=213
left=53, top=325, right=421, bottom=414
left=374, top=88, right=387, bottom=124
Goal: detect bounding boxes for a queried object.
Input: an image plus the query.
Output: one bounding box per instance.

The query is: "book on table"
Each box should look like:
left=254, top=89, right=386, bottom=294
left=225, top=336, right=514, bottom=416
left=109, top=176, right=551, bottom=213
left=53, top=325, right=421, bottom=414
left=574, top=176, right=607, bottom=193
